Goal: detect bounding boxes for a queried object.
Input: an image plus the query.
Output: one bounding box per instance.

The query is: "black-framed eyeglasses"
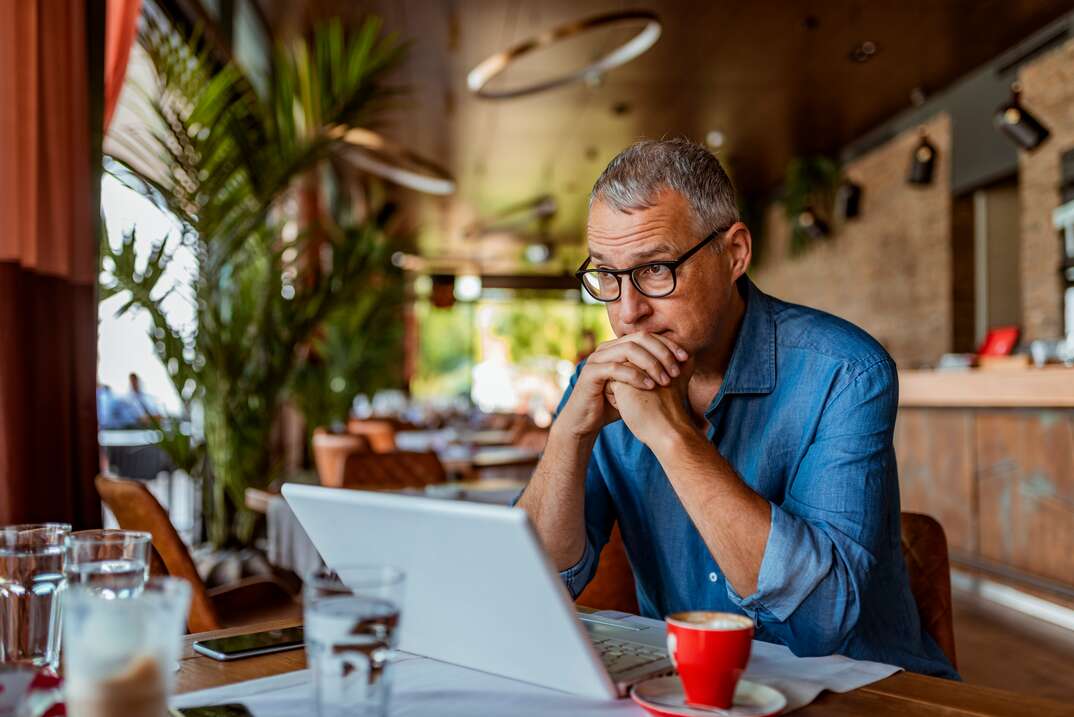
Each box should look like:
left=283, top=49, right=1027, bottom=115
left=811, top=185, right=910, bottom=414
left=575, top=226, right=730, bottom=302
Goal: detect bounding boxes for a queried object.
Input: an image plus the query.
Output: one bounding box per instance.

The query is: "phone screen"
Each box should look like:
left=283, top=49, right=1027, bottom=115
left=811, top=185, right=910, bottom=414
left=195, top=627, right=304, bottom=657
left=174, top=704, right=255, bottom=716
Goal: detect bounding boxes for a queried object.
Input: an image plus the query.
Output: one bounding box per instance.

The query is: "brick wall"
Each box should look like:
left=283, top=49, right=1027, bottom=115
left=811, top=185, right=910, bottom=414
left=750, top=114, right=953, bottom=368
left=1017, top=38, right=1074, bottom=342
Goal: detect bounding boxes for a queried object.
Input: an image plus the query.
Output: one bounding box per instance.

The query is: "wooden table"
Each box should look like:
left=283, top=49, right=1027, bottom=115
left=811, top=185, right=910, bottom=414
left=440, top=445, right=540, bottom=480
left=176, top=619, right=1074, bottom=716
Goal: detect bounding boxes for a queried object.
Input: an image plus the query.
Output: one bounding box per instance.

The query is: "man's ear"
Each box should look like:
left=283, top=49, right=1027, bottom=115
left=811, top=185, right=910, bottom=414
left=725, top=222, right=752, bottom=281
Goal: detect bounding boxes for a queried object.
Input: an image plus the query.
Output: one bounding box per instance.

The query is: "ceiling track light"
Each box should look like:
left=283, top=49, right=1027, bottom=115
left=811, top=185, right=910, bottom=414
left=849, top=40, right=879, bottom=63
left=907, top=130, right=937, bottom=186
left=994, top=82, right=1050, bottom=151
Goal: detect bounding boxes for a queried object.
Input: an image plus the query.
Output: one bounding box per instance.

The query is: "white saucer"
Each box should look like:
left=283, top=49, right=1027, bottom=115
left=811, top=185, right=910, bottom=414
left=631, top=675, right=786, bottom=717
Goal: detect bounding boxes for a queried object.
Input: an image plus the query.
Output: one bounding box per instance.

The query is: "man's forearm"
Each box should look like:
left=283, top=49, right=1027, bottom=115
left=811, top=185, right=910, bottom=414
left=652, top=425, right=771, bottom=597
left=516, top=423, right=598, bottom=570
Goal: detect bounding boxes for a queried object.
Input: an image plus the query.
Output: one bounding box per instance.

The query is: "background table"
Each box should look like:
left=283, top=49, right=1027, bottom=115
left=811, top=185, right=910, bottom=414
left=175, top=618, right=1074, bottom=716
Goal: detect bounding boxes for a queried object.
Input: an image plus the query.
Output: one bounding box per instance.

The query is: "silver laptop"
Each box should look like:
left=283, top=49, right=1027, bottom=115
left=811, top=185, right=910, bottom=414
left=282, top=484, right=674, bottom=699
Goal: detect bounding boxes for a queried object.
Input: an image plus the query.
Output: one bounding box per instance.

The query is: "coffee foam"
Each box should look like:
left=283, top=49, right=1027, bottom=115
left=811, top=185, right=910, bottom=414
left=667, top=611, right=753, bottom=631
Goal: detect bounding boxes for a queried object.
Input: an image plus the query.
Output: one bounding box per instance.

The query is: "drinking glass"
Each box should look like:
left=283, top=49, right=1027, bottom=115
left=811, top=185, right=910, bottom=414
left=0, top=524, right=70, bottom=669
left=62, top=576, right=190, bottom=717
left=305, top=565, right=405, bottom=717
left=64, top=530, right=150, bottom=599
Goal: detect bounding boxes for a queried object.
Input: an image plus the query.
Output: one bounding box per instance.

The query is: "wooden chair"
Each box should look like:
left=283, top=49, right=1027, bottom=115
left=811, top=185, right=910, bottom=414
left=900, top=512, right=957, bottom=669
left=95, top=475, right=301, bottom=633
left=312, top=427, right=370, bottom=488
left=575, top=512, right=958, bottom=670
left=339, top=450, right=447, bottom=490
left=345, top=418, right=398, bottom=452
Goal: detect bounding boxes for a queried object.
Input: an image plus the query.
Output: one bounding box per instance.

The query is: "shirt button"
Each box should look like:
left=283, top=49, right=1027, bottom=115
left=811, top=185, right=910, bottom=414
left=709, top=572, right=719, bottom=583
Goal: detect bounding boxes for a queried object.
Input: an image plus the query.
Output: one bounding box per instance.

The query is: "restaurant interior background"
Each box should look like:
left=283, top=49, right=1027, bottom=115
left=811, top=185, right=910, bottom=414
left=3, top=0, right=1074, bottom=707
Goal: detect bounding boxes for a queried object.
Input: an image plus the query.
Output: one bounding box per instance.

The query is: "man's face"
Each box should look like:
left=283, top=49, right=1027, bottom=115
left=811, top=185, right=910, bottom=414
left=585, top=189, right=743, bottom=354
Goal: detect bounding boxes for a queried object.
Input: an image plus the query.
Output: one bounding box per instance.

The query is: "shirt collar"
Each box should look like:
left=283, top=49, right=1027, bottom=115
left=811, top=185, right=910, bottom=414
left=718, top=275, right=776, bottom=396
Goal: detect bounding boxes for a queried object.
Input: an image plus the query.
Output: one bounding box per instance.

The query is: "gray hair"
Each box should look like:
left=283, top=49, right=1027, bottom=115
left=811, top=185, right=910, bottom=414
left=588, top=138, right=740, bottom=237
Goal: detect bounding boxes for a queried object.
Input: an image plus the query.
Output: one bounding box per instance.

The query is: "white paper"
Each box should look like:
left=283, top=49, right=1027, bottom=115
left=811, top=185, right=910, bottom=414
left=173, top=613, right=901, bottom=716
left=172, top=656, right=636, bottom=717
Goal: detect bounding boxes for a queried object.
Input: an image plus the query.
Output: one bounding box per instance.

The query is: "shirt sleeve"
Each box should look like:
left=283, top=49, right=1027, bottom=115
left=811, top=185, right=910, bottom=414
left=558, top=451, right=615, bottom=597
left=725, top=358, right=900, bottom=656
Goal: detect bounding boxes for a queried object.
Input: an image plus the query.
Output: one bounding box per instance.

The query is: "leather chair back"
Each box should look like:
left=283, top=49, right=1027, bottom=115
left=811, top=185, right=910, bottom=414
left=94, top=475, right=222, bottom=632
left=339, top=450, right=447, bottom=490
left=900, top=512, right=958, bottom=668
left=312, top=427, right=370, bottom=487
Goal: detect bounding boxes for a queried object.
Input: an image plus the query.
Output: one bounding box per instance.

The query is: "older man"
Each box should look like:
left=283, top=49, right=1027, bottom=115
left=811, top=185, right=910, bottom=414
left=517, top=138, right=957, bottom=678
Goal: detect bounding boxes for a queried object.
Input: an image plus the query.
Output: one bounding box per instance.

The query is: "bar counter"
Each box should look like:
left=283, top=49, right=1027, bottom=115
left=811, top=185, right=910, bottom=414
left=899, top=366, right=1074, bottom=408
left=894, top=366, right=1074, bottom=603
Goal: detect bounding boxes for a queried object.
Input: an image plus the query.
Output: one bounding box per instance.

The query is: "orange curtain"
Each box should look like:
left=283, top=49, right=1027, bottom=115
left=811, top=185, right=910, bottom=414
left=104, top=0, right=141, bottom=132
left=0, top=0, right=104, bottom=526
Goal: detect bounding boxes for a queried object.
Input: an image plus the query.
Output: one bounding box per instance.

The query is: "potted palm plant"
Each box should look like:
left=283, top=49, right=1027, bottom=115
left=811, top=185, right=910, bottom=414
left=101, top=10, right=406, bottom=547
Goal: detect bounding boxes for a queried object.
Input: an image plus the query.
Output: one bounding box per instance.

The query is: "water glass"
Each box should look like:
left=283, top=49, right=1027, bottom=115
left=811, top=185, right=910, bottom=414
left=0, top=524, right=70, bottom=669
left=62, top=577, right=190, bottom=717
left=64, top=530, right=150, bottom=599
left=305, top=566, right=405, bottom=717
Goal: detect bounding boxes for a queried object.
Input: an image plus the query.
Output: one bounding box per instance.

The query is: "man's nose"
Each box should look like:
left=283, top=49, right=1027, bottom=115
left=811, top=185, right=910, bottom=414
left=616, top=278, right=653, bottom=325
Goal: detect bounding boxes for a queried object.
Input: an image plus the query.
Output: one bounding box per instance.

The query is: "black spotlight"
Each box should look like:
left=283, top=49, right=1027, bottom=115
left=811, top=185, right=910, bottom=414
left=797, top=207, right=830, bottom=239
left=994, top=82, right=1050, bottom=151
left=907, top=132, right=937, bottom=185
left=836, top=180, right=862, bottom=220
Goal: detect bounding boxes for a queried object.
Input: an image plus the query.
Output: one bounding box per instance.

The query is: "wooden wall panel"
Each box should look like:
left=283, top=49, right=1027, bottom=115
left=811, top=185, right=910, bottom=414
left=894, top=408, right=977, bottom=554
left=976, top=411, right=1074, bottom=586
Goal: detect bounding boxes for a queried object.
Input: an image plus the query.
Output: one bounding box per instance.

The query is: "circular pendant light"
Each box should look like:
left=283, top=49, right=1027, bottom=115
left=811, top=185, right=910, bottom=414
left=332, top=126, right=456, bottom=195
left=467, top=10, right=662, bottom=100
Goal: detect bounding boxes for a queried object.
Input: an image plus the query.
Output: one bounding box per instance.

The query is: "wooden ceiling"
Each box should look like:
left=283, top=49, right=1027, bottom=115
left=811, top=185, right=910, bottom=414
left=255, top=0, right=1074, bottom=272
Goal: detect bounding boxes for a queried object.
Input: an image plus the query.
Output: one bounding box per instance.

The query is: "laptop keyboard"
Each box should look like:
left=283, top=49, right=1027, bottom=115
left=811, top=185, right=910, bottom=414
left=591, top=637, right=668, bottom=676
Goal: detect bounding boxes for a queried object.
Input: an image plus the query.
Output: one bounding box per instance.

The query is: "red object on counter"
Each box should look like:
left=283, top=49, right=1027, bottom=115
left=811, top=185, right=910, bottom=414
left=978, top=325, right=1020, bottom=356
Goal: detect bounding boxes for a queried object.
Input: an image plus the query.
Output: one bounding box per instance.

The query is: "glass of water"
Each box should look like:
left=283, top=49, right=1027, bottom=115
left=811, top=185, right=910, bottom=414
left=64, top=530, right=151, bottom=599
left=305, top=565, right=405, bottom=717
left=0, top=524, right=70, bottom=669
left=62, top=576, right=190, bottom=717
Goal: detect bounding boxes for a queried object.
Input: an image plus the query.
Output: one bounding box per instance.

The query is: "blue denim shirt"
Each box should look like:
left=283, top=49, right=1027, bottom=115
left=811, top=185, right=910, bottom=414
left=556, top=277, right=958, bottom=679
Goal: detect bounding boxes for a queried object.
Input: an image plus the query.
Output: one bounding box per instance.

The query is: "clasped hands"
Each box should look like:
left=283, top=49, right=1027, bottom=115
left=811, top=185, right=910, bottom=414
left=559, top=332, right=696, bottom=450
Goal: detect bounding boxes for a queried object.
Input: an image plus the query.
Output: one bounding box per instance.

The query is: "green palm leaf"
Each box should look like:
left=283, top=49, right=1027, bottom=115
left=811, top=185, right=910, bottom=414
left=102, top=8, right=406, bottom=546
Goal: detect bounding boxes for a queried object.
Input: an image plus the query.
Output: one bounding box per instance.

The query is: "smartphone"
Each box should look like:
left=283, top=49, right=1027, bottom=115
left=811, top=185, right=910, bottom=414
left=172, top=705, right=254, bottom=716
left=191, top=626, right=304, bottom=661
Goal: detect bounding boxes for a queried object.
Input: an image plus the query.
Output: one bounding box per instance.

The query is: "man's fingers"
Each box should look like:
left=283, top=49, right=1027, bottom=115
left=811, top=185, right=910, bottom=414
left=627, top=333, right=685, bottom=379
left=579, top=359, right=655, bottom=395
left=590, top=333, right=687, bottom=382
left=648, top=332, right=690, bottom=362
left=584, top=360, right=655, bottom=391
left=607, top=362, right=656, bottom=390
left=589, top=341, right=675, bottom=385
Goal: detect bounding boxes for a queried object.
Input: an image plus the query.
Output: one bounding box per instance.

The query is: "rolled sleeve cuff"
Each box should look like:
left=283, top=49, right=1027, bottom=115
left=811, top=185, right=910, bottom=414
left=726, top=503, right=830, bottom=623
left=559, top=538, right=598, bottom=599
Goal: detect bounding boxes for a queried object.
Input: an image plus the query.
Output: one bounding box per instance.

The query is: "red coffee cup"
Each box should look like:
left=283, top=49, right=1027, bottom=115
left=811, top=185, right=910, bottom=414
left=665, top=611, right=754, bottom=709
